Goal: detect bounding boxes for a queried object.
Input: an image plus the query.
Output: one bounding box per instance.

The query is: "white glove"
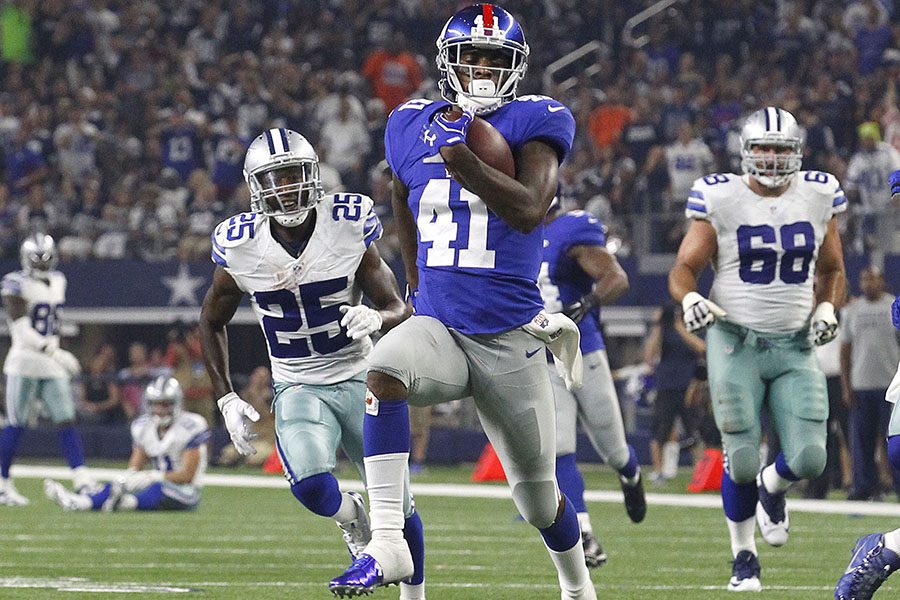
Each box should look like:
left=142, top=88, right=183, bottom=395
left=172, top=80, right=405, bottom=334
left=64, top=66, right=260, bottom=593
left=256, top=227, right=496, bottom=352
left=120, top=469, right=163, bottom=493
left=339, top=305, right=383, bottom=340
left=523, top=310, right=583, bottom=390
left=217, top=392, right=261, bottom=456
left=681, top=291, right=727, bottom=333
left=48, top=348, right=81, bottom=376
left=811, top=301, right=838, bottom=346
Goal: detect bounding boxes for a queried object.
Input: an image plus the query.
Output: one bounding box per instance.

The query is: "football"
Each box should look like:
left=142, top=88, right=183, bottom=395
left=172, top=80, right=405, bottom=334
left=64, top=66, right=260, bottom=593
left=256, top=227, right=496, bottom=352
left=446, top=108, right=516, bottom=178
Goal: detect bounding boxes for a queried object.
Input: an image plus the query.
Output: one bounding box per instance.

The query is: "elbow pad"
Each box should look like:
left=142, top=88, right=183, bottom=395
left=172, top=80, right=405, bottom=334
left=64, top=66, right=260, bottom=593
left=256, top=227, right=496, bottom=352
left=10, top=316, right=48, bottom=351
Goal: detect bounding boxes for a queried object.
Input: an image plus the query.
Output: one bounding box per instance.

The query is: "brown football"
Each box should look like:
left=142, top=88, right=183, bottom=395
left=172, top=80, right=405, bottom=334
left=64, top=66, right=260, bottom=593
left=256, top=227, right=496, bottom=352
left=446, top=108, right=516, bottom=178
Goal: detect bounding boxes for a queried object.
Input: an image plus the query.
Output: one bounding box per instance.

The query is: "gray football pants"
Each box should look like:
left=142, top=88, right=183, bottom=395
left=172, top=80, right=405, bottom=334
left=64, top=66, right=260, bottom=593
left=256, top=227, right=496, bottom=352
left=369, top=315, right=561, bottom=528
left=550, top=349, right=631, bottom=470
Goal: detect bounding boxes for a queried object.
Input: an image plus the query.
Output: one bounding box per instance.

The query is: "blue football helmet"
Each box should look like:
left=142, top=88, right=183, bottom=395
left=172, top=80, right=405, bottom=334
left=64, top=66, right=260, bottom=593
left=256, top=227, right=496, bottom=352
left=436, top=3, right=529, bottom=115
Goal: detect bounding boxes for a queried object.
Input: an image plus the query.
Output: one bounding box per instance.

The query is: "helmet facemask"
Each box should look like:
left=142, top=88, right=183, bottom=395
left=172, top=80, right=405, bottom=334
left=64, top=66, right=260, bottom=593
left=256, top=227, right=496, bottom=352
left=149, top=397, right=180, bottom=427
left=143, top=376, right=183, bottom=428
left=740, top=141, right=802, bottom=188
left=438, top=43, right=527, bottom=114
left=248, top=161, right=323, bottom=227
left=20, top=234, right=58, bottom=277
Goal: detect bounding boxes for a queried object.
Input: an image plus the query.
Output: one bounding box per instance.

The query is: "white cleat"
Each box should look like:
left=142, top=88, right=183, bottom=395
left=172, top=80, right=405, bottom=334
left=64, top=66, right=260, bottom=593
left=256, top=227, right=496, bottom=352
left=337, top=491, right=372, bottom=559
left=43, top=478, right=84, bottom=511
left=755, top=472, right=789, bottom=547
left=727, top=550, right=762, bottom=592
left=364, top=536, right=414, bottom=584
left=0, top=479, right=29, bottom=506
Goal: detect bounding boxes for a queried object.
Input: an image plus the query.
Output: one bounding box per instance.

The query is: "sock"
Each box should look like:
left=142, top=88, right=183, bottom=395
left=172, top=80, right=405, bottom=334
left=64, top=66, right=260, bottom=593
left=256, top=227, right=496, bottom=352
left=72, top=466, right=93, bottom=490
left=555, top=454, right=587, bottom=513
left=539, top=495, right=581, bottom=552
left=884, top=528, right=900, bottom=553
left=399, top=582, right=425, bottom=600
left=887, top=435, right=900, bottom=471
left=541, top=499, right=591, bottom=595
left=88, top=483, right=114, bottom=510
left=402, top=510, right=425, bottom=585
left=662, top=440, right=680, bottom=478
left=762, top=453, right=798, bottom=493
left=721, top=470, right=757, bottom=522
left=134, top=482, right=165, bottom=510
left=727, top=516, right=758, bottom=557
left=363, top=395, right=410, bottom=534
left=577, top=512, right=592, bottom=535
left=332, top=492, right=360, bottom=523
left=617, top=445, right=640, bottom=483
left=0, top=426, right=24, bottom=479
left=290, top=472, right=343, bottom=517
left=56, top=426, right=86, bottom=470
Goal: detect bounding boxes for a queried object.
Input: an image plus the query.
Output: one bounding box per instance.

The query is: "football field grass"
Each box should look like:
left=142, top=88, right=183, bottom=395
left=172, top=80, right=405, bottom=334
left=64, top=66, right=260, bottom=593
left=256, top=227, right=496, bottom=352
left=1, top=462, right=898, bottom=599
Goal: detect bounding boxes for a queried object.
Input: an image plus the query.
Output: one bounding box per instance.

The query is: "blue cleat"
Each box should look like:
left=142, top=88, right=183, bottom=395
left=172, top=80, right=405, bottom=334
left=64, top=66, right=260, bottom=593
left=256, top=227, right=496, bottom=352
left=728, top=550, right=762, bottom=592
left=329, top=554, right=398, bottom=598
left=835, top=533, right=900, bottom=600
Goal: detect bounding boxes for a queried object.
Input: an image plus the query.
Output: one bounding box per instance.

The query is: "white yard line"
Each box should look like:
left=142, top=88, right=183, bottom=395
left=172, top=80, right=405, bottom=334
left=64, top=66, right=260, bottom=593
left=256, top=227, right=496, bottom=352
left=13, top=464, right=900, bottom=517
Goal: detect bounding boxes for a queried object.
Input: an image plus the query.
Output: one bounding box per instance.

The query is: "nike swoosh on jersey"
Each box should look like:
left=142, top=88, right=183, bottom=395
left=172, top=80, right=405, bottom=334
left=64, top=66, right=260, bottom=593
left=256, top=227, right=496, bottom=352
left=525, top=348, right=542, bottom=358
left=548, top=105, right=566, bottom=112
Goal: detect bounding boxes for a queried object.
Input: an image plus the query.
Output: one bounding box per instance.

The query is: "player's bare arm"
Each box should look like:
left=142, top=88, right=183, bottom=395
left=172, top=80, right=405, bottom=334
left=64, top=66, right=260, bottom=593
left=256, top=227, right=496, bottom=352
left=164, top=446, right=202, bottom=485
left=570, top=244, right=629, bottom=306
left=2, top=294, right=26, bottom=321
left=391, top=173, right=419, bottom=294
left=440, top=139, right=558, bottom=233
left=126, top=445, right=149, bottom=472
left=813, top=218, right=847, bottom=309
left=355, top=242, right=411, bottom=331
left=199, top=267, right=245, bottom=399
left=669, top=219, right=717, bottom=302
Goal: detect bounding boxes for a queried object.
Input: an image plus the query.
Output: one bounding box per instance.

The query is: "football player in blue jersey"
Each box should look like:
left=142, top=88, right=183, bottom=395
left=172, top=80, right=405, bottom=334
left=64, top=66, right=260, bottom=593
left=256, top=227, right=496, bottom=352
left=670, top=107, right=847, bottom=591
left=198, top=129, right=426, bottom=600
left=44, top=376, right=210, bottom=512
left=330, top=4, right=595, bottom=599
left=833, top=172, right=900, bottom=600
left=539, top=201, right=646, bottom=568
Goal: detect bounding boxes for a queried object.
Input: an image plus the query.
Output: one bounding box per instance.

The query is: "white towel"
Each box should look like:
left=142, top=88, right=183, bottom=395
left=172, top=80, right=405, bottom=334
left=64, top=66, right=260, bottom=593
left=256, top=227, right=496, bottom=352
left=887, top=361, right=900, bottom=404
left=522, top=310, right=583, bottom=390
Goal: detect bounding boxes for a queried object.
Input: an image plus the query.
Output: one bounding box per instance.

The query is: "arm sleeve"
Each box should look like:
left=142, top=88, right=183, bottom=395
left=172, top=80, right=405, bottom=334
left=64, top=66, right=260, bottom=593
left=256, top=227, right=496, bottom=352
left=685, top=180, right=711, bottom=221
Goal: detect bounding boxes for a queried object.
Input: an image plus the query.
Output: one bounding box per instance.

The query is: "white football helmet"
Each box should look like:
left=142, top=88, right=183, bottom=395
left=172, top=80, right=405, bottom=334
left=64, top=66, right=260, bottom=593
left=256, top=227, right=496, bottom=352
left=144, top=375, right=183, bottom=427
left=740, top=107, right=803, bottom=188
left=243, top=128, right=323, bottom=227
left=20, top=233, right=58, bottom=276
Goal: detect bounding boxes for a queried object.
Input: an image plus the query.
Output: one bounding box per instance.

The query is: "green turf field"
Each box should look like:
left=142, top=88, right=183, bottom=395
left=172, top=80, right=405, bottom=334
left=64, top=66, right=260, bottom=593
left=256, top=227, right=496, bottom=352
left=1, top=463, right=897, bottom=599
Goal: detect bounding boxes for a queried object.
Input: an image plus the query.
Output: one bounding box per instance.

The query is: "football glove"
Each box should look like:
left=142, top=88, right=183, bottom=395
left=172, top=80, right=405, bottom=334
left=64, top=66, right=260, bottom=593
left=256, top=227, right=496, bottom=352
left=339, top=305, right=383, bottom=340
left=889, top=169, right=900, bottom=198
left=893, top=295, right=900, bottom=330
left=681, top=291, right=727, bottom=333
left=120, top=469, right=163, bottom=493
left=48, top=348, right=81, bottom=377
left=811, top=301, right=838, bottom=346
left=217, top=392, right=260, bottom=456
left=562, top=295, right=598, bottom=324
left=421, top=109, right=473, bottom=150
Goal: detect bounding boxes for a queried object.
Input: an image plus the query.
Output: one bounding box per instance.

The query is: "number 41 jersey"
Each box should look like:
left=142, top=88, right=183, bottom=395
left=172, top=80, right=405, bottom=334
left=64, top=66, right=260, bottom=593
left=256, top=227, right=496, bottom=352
left=211, top=194, right=383, bottom=384
left=385, top=95, right=576, bottom=334
left=685, top=171, right=847, bottom=333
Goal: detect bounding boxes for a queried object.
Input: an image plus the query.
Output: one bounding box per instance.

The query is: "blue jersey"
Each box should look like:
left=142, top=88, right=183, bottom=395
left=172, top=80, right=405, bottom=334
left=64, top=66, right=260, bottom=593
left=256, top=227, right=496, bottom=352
left=540, top=211, right=606, bottom=353
left=385, top=95, right=575, bottom=334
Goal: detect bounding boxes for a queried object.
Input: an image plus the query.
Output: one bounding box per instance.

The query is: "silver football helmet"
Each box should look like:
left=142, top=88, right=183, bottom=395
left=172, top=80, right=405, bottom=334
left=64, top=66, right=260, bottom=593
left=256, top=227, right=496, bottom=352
left=243, top=128, right=323, bottom=227
left=740, top=107, right=803, bottom=188
left=20, top=233, right=58, bottom=276
left=144, top=375, right=183, bottom=427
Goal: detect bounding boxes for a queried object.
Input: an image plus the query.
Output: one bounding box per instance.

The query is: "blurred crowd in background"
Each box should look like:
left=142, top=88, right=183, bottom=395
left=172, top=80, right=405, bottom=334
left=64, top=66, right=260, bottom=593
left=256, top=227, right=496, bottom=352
left=0, top=0, right=897, bottom=264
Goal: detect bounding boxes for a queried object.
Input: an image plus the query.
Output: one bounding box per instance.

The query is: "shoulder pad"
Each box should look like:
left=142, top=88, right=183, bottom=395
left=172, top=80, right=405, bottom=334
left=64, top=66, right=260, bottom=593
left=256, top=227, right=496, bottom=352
left=213, top=212, right=263, bottom=249
left=0, top=271, right=25, bottom=296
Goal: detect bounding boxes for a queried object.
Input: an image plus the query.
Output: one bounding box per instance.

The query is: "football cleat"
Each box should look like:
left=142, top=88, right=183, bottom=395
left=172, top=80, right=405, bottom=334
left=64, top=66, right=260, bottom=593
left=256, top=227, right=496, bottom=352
left=581, top=531, right=608, bottom=568
left=0, top=479, right=30, bottom=506
left=329, top=538, right=413, bottom=597
left=755, top=471, right=789, bottom=547
left=101, top=482, right=125, bottom=512
left=43, top=478, right=83, bottom=511
left=728, top=550, right=762, bottom=592
left=835, top=533, right=900, bottom=600
left=337, top=491, right=372, bottom=559
left=620, top=473, right=647, bottom=523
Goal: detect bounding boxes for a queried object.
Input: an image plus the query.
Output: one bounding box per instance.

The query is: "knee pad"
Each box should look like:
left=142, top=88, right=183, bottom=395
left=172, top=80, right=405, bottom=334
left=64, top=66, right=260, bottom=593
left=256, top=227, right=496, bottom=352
left=290, top=472, right=342, bottom=517
left=786, top=444, right=827, bottom=480
left=888, top=436, right=900, bottom=471
left=511, top=479, right=559, bottom=529
left=725, top=444, right=759, bottom=484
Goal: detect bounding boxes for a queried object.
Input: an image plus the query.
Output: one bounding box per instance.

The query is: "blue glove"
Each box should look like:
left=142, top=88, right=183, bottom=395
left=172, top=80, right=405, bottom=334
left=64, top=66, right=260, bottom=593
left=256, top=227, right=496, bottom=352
left=890, top=169, right=900, bottom=197
left=892, top=294, right=900, bottom=330
left=421, top=109, right=473, bottom=150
